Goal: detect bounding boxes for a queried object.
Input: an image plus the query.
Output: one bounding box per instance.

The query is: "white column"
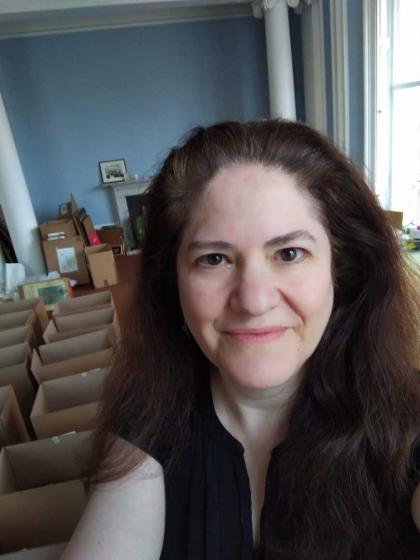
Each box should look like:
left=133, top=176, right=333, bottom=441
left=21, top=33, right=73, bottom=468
left=0, top=91, right=45, bottom=275
left=262, top=0, right=297, bottom=119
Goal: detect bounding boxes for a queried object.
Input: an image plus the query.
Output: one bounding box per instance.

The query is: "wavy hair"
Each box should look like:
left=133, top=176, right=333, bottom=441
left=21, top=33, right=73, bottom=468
left=91, top=120, right=420, bottom=559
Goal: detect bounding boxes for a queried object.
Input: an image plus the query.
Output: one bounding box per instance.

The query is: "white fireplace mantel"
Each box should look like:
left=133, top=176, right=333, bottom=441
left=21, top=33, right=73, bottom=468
left=105, top=178, right=151, bottom=250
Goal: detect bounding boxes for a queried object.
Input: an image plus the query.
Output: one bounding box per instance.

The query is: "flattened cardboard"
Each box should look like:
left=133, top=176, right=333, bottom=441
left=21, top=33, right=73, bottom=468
left=41, top=236, right=90, bottom=285
left=0, top=299, right=48, bottom=336
left=31, top=330, right=113, bottom=383
left=0, top=386, right=30, bottom=447
left=84, top=244, right=118, bottom=289
left=52, top=290, right=114, bottom=317
left=0, top=326, right=34, bottom=350
left=0, top=343, right=35, bottom=426
left=0, top=543, right=67, bottom=559
left=30, top=369, right=107, bottom=439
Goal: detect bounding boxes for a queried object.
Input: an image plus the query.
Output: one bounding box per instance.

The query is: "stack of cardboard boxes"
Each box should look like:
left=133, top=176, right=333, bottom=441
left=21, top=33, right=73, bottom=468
left=38, top=199, right=120, bottom=290
left=0, top=292, right=120, bottom=558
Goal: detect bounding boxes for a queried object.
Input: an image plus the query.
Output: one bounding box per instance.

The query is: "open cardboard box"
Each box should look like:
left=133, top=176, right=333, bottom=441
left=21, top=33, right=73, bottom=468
left=84, top=244, right=118, bottom=289
left=0, top=303, right=47, bottom=349
left=0, top=326, right=34, bottom=350
left=51, top=290, right=114, bottom=317
left=31, top=330, right=114, bottom=384
left=0, top=343, right=35, bottom=428
left=31, top=368, right=108, bottom=439
left=43, top=307, right=120, bottom=343
left=0, top=542, right=66, bottom=559
left=0, top=431, right=91, bottom=553
left=38, top=219, right=77, bottom=240
left=0, top=386, right=30, bottom=448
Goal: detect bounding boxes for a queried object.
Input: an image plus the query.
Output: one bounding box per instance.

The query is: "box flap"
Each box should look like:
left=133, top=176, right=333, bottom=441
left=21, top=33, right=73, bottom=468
left=39, top=330, right=110, bottom=364
left=39, top=369, right=107, bottom=412
left=2, top=431, right=92, bottom=490
left=52, top=291, right=113, bottom=316
left=0, top=326, right=31, bottom=349
left=0, top=343, right=28, bottom=369
left=55, top=307, right=114, bottom=332
left=0, top=479, right=86, bottom=553
left=0, top=310, right=33, bottom=332
left=0, top=386, right=30, bottom=446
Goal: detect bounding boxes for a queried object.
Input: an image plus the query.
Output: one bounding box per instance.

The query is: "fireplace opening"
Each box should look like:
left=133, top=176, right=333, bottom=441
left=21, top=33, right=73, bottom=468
left=126, top=193, right=149, bottom=248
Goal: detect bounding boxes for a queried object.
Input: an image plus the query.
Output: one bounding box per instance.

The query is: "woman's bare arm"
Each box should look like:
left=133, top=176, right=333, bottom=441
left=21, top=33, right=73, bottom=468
left=60, top=439, right=165, bottom=560
left=411, top=482, right=420, bottom=532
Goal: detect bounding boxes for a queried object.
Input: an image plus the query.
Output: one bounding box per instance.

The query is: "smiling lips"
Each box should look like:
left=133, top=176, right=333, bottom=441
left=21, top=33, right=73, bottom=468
left=223, top=327, right=288, bottom=344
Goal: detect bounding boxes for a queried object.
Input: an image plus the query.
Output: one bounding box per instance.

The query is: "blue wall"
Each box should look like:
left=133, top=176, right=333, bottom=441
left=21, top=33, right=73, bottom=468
left=0, top=17, right=270, bottom=225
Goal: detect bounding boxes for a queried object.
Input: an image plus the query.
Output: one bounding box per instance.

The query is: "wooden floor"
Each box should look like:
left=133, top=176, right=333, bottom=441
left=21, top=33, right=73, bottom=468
left=73, top=255, right=140, bottom=331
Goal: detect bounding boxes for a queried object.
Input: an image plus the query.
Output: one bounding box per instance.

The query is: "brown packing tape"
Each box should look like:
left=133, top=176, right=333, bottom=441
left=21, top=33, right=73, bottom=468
left=30, top=369, right=107, bottom=439
left=0, top=479, right=86, bottom=553
left=0, top=386, right=30, bottom=447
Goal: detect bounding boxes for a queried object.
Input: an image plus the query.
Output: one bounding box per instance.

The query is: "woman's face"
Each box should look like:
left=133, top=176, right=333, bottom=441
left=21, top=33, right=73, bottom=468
left=176, top=163, right=334, bottom=390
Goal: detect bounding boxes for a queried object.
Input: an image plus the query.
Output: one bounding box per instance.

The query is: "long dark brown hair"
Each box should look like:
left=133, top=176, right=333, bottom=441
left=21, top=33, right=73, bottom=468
left=91, top=120, right=420, bottom=559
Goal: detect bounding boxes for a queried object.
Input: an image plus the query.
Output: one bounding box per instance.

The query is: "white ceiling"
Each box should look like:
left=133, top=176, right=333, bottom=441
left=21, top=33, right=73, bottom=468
left=0, top=0, right=253, bottom=38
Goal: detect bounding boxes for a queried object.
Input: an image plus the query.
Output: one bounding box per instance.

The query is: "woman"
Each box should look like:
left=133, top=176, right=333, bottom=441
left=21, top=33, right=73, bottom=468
left=62, top=120, right=420, bottom=560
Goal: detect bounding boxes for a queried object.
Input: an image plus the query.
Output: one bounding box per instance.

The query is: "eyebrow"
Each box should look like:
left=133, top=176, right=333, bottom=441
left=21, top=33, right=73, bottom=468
left=186, top=230, right=317, bottom=252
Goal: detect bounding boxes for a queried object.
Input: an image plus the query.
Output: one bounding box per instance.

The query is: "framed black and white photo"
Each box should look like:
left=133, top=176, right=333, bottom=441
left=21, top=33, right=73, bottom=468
left=99, top=159, right=127, bottom=184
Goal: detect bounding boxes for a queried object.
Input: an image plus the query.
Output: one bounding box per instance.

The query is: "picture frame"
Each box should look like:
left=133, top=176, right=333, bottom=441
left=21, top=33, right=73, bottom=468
left=99, top=159, right=127, bottom=184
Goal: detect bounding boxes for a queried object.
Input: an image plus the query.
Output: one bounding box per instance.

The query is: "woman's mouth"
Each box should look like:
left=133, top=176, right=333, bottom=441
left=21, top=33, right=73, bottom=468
left=223, top=327, right=288, bottom=345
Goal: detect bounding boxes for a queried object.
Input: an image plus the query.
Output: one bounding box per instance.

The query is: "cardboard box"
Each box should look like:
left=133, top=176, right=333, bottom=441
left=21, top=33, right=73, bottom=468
left=31, top=368, right=108, bottom=439
left=31, top=330, right=114, bottom=384
left=0, top=310, right=34, bottom=333
left=43, top=307, right=120, bottom=344
left=0, top=542, right=66, bottom=559
left=41, top=236, right=90, bottom=285
left=0, top=431, right=91, bottom=553
left=0, top=298, right=48, bottom=345
left=0, top=343, right=35, bottom=425
left=52, top=290, right=114, bottom=317
left=84, top=244, right=118, bottom=289
left=0, top=326, right=34, bottom=350
left=39, top=219, right=77, bottom=240
left=0, top=386, right=30, bottom=447
left=18, top=279, right=72, bottom=312
left=97, top=226, right=125, bottom=255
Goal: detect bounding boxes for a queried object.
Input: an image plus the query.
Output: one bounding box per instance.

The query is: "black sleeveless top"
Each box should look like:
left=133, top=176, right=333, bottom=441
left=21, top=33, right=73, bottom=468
left=134, top=378, right=420, bottom=560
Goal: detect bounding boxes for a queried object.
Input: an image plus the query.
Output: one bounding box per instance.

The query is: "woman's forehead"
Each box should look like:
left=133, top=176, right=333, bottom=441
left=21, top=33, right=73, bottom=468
left=182, top=163, right=326, bottom=243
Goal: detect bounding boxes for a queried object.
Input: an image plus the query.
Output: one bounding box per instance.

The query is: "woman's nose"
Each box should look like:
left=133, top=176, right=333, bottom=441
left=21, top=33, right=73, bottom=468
left=228, top=263, right=281, bottom=316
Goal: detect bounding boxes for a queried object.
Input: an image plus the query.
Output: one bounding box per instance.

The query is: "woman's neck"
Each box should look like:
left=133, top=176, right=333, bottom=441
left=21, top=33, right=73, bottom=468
left=210, top=367, right=302, bottom=449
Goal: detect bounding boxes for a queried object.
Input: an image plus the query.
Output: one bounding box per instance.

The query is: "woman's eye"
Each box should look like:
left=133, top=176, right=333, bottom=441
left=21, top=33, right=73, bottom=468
left=276, top=248, right=306, bottom=263
left=197, top=253, right=226, bottom=267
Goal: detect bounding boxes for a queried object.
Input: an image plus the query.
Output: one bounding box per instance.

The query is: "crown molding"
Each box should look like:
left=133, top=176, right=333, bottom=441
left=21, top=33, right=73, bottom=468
left=0, top=0, right=252, bottom=38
